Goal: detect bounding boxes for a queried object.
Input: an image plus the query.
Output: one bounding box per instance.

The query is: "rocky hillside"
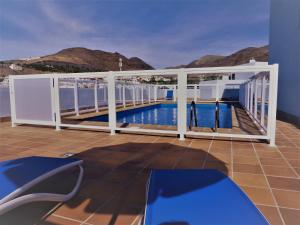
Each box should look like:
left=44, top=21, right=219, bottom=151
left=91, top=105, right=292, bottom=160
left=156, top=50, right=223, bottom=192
left=170, top=45, right=268, bottom=68
left=26, top=47, right=153, bottom=72
left=0, top=47, right=153, bottom=77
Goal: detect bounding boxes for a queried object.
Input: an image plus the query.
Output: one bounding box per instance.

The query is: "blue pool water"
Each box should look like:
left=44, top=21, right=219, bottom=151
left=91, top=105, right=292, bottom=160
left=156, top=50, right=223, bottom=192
left=87, top=103, right=232, bottom=128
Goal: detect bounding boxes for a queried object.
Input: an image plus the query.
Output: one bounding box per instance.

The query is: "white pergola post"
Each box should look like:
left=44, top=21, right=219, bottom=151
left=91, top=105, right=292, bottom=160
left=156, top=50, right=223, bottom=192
left=107, top=72, right=116, bottom=135
left=261, top=76, right=266, bottom=126
left=94, top=79, right=99, bottom=112
left=141, top=85, right=144, bottom=104
left=53, top=77, right=61, bottom=131
left=154, top=85, right=157, bottom=102
left=268, top=64, right=279, bottom=147
left=254, top=79, right=258, bottom=119
left=193, top=84, right=197, bottom=102
left=250, top=80, right=254, bottom=114
left=74, top=79, right=79, bottom=116
left=8, top=76, right=17, bottom=127
left=216, top=79, right=219, bottom=101
left=177, top=69, right=187, bottom=140
left=148, top=85, right=151, bottom=103
left=103, top=85, right=107, bottom=106
left=198, top=83, right=201, bottom=101
left=133, top=86, right=136, bottom=106
left=122, top=85, right=126, bottom=108
left=173, top=85, right=177, bottom=102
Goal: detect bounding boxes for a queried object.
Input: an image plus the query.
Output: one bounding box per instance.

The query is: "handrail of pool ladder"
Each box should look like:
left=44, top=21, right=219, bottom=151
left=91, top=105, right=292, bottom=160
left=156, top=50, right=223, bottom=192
left=189, top=101, right=198, bottom=130
left=214, top=101, right=220, bottom=132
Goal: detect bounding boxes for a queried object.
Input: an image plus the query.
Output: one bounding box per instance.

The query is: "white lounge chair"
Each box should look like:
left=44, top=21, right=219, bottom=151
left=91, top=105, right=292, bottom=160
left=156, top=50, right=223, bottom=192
left=0, top=156, right=83, bottom=215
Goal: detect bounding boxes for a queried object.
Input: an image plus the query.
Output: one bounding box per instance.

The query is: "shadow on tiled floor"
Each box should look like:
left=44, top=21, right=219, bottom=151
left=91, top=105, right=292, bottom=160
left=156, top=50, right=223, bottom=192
left=0, top=120, right=299, bottom=225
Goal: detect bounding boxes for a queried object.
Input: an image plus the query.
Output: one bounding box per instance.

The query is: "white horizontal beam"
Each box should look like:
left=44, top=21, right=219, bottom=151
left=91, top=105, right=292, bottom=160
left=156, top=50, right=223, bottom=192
left=9, top=64, right=275, bottom=79
left=59, top=123, right=110, bottom=130
left=186, top=131, right=269, bottom=140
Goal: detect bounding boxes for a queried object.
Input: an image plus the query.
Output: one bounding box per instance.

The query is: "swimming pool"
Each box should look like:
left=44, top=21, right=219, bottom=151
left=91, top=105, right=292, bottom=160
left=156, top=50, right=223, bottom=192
left=86, top=103, right=232, bottom=128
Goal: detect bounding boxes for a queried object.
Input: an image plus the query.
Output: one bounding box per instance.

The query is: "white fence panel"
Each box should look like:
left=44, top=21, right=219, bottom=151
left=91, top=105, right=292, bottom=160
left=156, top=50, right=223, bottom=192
left=12, top=78, right=54, bottom=125
left=0, top=87, right=10, bottom=117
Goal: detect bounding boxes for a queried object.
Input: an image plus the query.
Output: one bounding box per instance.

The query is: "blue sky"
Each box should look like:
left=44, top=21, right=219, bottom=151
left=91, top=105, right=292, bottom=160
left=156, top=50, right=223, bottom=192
left=0, top=0, right=270, bottom=68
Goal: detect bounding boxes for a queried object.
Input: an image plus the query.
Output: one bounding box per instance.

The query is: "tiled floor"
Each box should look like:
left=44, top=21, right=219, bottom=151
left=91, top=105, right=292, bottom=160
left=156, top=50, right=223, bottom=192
left=0, top=120, right=299, bottom=225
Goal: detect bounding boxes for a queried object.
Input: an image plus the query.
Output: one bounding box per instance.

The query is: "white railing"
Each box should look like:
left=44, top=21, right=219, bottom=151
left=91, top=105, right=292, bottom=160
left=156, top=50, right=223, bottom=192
left=8, top=64, right=279, bottom=146
left=239, top=72, right=271, bottom=134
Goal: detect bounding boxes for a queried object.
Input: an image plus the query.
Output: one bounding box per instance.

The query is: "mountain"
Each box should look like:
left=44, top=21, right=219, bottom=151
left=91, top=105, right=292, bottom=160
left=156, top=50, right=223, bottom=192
left=0, top=47, right=153, bottom=77
left=25, top=47, right=154, bottom=72
left=169, top=45, right=268, bottom=68
left=186, top=55, right=226, bottom=68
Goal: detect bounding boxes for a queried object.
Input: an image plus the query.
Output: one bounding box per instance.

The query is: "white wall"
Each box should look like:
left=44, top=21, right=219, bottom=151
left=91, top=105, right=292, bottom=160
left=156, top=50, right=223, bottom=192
left=269, top=0, right=300, bottom=125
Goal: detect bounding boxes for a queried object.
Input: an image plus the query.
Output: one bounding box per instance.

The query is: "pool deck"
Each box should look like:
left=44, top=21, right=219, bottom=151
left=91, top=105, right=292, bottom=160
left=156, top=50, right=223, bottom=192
left=0, top=119, right=299, bottom=225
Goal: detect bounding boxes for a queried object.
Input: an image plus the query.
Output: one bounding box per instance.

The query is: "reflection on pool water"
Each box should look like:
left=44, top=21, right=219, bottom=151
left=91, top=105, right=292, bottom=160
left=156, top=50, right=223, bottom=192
left=86, top=103, right=232, bottom=128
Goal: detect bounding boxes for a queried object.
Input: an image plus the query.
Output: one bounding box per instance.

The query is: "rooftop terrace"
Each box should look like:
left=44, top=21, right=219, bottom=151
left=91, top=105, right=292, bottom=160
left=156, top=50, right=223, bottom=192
left=0, top=119, right=299, bottom=225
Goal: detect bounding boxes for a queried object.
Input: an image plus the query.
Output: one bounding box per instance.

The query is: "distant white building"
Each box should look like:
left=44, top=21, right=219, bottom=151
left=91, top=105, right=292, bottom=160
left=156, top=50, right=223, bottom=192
left=9, top=64, right=23, bottom=71
left=228, top=59, right=268, bottom=81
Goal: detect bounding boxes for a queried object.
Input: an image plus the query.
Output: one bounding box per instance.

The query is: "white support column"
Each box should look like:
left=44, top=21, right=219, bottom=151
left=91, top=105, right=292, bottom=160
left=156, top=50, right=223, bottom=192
left=141, top=85, right=144, bottom=104
left=148, top=85, right=151, bottom=103
left=173, top=85, right=176, bottom=102
left=107, top=72, right=116, bottom=135
left=268, top=64, right=279, bottom=147
left=154, top=85, right=157, bottom=102
left=118, top=85, right=122, bottom=105
left=193, top=84, right=197, bottom=102
left=94, top=79, right=99, bottom=112
left=53, top=77, right=61, bottom=131
left=254, top=79, right=258, bottom=119
left=122, top=85, right=126, bottom=108
left=216, top=79, right=219, bottom=101
left=103, top=85, right=107, bottom=106
left=133, top=86, right=136, bottom=106
left=9, top=76, right=17, bottom=127
left=261, top=76, right=266, bottom=127
left=247, top=82, right=250, bottom=111
left=250, top=80, right=254, bottom=114
left=177, top=69, right=187, bottom=140
left=74, top=79, right=79, bottom=116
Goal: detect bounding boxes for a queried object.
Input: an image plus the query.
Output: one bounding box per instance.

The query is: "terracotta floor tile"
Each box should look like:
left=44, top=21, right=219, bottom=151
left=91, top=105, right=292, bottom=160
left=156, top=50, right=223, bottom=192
left=278, top=147, right=300, bottom=153
left=256, top=205, right=284, bottom=225
left=206, top=153, right=231, bottom=163
left=233, top=155, right=259, bottom=165
left=256, top=150, right=283, bottom=159
left=267, top=176, right=300, bottom=191
left=241, top=186, right=275, bottom=206
left=233, top=148, right=256, bottom=157
left=86, top=199, right=141, bottom=225
left=233, top=172, right=268, bottom=188
left=272, top=189, right=300, bottom=209
left=1, top=119, right=300, bottom=224
left=54, top=196, right=101, bottom=221
left=259, top=158, right=290, bottom=167
left=204, top=161, right=231, bottom=175
left=175, top=159, right=204, bottom=169
left=263, top=166, right=298, bottom=178
left=294, top=167, right=300, bottom=177
left=233, top=163, right=263, bottom=174
left=40, top=215, right=82, bottom=225
left=279, top=208, right=300, bottom=225
left=281, top=152, right=300, bottom=160
left=288, top=159, right=300, bottom=168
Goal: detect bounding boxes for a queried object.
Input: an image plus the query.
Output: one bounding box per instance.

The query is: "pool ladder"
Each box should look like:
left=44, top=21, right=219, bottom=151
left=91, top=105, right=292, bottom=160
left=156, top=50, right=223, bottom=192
left=189, top=101, right=198, bottom=130
left=215, top=101, right=220, bottom=132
